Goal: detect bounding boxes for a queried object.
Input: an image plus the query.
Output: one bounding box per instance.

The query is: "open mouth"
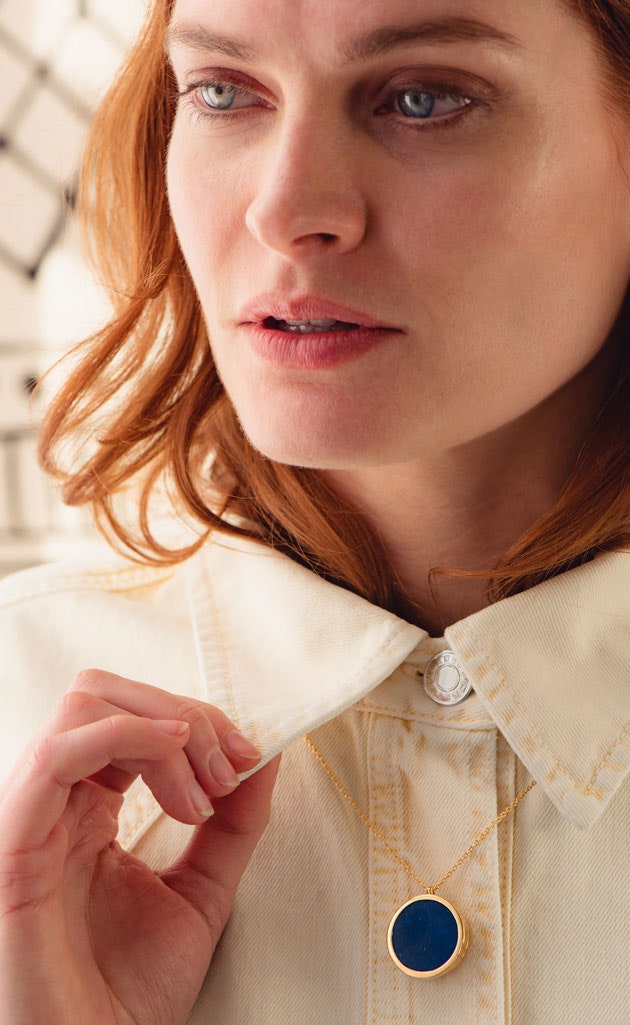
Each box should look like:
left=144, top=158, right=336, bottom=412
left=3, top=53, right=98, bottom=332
left=264, top=317, right=362, bottom=334
left=245, top=312, right=397, bottom=369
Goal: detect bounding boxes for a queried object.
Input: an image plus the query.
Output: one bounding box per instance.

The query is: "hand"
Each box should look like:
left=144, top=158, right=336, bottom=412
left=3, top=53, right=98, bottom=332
left=0, top=670, right=281, bottom=1025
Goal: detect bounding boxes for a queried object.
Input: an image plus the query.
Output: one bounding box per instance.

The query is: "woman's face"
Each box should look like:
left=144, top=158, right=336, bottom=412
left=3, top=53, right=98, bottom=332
left=166, top=0, right=630, bottom=468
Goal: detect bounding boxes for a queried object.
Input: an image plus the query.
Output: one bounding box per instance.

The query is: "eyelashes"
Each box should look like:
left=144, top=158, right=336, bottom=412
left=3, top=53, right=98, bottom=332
left=176, top=71, right=270, bottom=115
left=378, top=87, right=474, bottom=129
left=176, top=71, right=489, bottom=134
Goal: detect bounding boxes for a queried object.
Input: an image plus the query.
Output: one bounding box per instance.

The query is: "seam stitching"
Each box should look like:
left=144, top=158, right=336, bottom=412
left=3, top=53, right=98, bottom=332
left=464, top=629, right=630, bottom=792
left=0, top=566, right=176, bottom=607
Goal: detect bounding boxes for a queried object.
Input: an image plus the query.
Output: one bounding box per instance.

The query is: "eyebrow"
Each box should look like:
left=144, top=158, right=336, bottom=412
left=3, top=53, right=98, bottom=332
left=342, top=18, right=522, bottom=61
left=165, top=24, right=258, bottom=62
left=164, top=16, right=522, bottom=64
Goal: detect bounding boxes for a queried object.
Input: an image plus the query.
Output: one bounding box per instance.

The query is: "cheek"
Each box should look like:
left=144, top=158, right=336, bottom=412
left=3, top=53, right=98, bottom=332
left=167, top=126, right=249, bottom=293
left=384, top=127, right=627, bottom=352
left=380, top=144, right=535, bottom=293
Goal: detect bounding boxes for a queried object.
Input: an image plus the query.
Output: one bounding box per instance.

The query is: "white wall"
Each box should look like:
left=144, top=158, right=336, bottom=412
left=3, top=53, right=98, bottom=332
left=0, top=0, right=144, bottom=573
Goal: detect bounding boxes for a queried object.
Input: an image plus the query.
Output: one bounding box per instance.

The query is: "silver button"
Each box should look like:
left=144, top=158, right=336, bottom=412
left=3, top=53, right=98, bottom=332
left=423, top=651, right=472, bottom=705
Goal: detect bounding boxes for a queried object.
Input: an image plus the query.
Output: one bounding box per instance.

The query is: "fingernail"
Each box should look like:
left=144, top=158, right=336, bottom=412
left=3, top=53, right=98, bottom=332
left=153, top=719, right=190, bottom=736
left=209, top=748, right=240, bottom=787
left=225, top=730, right=262, bottom=761
left=190, top=779, right=213, bottom=817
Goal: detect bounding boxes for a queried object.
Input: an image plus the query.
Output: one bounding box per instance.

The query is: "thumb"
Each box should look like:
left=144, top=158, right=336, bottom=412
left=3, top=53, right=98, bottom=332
left=161, top=754, right=282, bottom=941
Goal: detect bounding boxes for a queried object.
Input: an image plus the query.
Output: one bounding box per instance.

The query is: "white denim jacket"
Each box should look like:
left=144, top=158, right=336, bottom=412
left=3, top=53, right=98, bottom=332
left=1, top=535, right=628, bottom=1024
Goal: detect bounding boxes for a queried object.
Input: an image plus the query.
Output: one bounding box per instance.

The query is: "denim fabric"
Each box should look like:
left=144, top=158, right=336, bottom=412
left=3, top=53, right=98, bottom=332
left=1, top=537, right=628, bottom=1023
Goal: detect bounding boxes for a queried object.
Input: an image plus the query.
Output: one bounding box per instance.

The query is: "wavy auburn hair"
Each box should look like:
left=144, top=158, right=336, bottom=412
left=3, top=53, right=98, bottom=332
left=39, top=0, right=630, bottom=616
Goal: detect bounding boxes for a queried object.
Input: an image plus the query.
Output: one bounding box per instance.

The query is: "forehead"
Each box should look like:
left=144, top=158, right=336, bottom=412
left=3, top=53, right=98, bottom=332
left=167, top=0, right=568, bottom=63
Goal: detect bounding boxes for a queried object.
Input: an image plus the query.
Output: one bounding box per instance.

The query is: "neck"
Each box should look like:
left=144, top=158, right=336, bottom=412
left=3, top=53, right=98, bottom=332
left=324, top=347, right=617, bottom=636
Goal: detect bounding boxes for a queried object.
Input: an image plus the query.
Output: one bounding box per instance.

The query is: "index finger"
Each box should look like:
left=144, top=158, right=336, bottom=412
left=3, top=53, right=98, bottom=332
left=69, top=670, right=262, bottom=795
left=2, top=716, right=190, bottom=851
left=70, top=670, right=255, bottom=751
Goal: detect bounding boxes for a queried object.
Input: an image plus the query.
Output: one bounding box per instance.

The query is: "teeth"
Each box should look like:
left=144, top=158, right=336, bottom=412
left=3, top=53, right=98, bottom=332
left=284, top=318, right=338, bottom=328
left=267, top=317, right=359, bottom=334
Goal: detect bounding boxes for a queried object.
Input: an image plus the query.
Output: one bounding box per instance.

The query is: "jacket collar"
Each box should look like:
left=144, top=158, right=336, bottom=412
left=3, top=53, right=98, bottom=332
left=188, top=537, right=630, bottom=831
left=446, top=551, right=630, bottom=829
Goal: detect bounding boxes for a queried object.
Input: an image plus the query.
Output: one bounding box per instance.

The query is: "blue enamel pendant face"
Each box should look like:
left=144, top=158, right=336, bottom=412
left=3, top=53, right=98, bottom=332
left=387, top=894, right=469, bottom=978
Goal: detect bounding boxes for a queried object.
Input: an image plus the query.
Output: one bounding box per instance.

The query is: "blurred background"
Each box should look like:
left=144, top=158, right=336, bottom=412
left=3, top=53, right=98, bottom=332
left=0, top=0, right=144, bottom=576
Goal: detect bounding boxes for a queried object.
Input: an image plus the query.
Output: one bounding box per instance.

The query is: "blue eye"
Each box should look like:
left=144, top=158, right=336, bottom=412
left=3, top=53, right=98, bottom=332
left=199, top=82, right=239, bottom=110
left=395, top=89, right=472, bottom=120
left=398, top=91, right=435, bottom=118
left=179, top=77, right=272, bottom=122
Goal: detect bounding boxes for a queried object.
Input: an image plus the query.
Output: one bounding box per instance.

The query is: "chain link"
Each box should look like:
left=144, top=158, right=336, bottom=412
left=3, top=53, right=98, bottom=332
left=304, top=734, right=537, bottom=895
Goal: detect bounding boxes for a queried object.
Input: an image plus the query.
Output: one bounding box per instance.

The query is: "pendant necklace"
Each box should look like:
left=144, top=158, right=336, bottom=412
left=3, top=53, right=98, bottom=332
left=304, top=733, right=536, bottom=979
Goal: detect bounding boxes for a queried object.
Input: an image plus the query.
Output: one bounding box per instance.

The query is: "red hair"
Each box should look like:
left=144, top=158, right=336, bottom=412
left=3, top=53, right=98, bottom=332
left=39, top=0, right=630, bottom=616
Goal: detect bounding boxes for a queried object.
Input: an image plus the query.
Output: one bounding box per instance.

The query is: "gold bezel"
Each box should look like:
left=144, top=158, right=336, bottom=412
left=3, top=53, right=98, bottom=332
left=387, top=894, right=470, bottom=978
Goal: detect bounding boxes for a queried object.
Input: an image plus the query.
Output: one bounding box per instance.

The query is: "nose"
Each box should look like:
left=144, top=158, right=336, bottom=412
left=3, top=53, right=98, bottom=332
left=245, top=116, right=367, bottom=258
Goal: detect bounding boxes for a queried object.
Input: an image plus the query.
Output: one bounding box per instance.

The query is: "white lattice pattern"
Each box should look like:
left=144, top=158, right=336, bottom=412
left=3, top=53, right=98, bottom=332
left=0, top=1, right=143, bottom=573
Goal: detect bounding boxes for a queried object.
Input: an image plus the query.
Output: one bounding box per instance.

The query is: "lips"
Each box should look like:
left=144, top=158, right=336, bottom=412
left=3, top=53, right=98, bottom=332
left=238, top=294, right=401, bottom=332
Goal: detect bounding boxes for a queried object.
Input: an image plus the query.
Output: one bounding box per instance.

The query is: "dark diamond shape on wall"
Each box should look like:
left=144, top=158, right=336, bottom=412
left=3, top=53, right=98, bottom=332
left=0, top=2, right=128, bottom=280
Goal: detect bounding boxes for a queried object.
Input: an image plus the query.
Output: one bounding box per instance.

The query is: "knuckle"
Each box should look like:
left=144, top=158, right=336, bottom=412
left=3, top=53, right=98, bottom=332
left=206, top=879, right=235, bottom=930
left=0, top=856, right=44, bottom=912
left=69, top=668, right=106, bottom=695
left=217, top=806, right=268, bottom=839
left=0, top=830, right=66, bottom=913
left=173, top=700, right=208, bottom=728
left=255, top=805, right=273, bottom=834
left=57, top=689, right=99, bottom=725
left=27, top=734, right=57, bottom=777
left=97, top=715, right=121, bottom=743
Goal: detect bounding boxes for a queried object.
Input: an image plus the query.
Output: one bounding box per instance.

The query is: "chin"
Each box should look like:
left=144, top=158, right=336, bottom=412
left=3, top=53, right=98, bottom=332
left=236, top=408, right=378, bottom=470
left=243, top=427, right=350, bottom=470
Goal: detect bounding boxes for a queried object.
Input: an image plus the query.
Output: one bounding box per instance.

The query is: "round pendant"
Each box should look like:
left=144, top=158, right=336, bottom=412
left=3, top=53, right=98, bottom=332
left=423, top=651, right=472, bottom=706
left=387, top=894, right=469, bottom=978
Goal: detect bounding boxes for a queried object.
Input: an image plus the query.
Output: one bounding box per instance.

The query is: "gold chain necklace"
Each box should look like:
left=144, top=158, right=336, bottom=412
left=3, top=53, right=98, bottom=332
left=304, top=734, right=537, bottom=979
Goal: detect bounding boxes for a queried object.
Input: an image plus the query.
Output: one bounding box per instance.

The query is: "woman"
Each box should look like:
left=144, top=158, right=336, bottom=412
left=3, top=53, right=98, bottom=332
left=0, top=0, right=628, bottom=1021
